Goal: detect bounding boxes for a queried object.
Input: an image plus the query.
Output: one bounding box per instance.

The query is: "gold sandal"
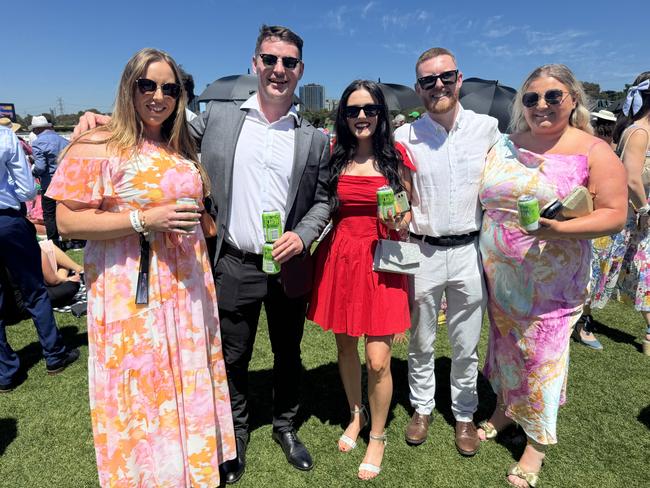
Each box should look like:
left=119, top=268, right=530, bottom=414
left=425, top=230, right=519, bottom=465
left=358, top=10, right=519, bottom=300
left=338, top=405, right=368, bottom=452
left=507, top=463, right=539, bottom=488
left=477, top=420, right=498, bottom=440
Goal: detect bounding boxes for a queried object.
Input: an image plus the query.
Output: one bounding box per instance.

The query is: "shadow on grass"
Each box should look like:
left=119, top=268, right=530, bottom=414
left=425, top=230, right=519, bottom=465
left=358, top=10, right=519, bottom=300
left=14, top=325, right=87, bottom=374
left=247, top=355, right=524, bottom=458
left=0, top=418, right=18, bottom=456
left=638, top=405, right=650, bottom=430
left=591, top=319, right=642, bottom=351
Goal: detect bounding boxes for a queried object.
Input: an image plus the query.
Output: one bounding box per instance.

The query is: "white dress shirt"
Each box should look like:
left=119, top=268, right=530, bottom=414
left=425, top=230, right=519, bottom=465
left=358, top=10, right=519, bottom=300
left=226, top=95, right=298, bottom=253
left=394, top=106, right=500, bottom=237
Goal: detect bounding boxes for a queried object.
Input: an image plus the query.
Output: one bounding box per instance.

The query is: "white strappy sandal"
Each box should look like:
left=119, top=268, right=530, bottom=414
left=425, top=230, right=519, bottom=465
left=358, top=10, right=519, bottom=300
left=338, top=405, right=368, bottom=452
left=358, top=431, right=387, bottom=480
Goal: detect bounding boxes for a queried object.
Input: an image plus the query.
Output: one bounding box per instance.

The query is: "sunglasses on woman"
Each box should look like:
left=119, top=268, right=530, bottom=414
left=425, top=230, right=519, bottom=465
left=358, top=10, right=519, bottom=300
left=135, top=78, right=182, bottom=99
left=417, top=69, right=459, bottom=90
left=521, top=89, right=570, bottom=108
left=344, top=104, right=383, bottom=118
left=258, top=53, right=302, bottom=69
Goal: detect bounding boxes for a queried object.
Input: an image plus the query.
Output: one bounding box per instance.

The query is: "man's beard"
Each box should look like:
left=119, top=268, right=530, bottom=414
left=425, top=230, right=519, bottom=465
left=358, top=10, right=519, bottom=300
left=422, top=88, right=459, bottom=114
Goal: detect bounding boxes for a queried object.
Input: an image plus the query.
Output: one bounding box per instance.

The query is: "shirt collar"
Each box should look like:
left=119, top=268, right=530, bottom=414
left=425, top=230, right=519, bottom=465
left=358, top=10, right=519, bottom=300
left=241, top=94, right=300, bottom=125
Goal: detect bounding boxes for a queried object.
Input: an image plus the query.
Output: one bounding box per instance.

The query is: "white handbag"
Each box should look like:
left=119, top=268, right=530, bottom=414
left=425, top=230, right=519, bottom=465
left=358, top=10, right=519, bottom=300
left=372, top=239, right=421, bottom=275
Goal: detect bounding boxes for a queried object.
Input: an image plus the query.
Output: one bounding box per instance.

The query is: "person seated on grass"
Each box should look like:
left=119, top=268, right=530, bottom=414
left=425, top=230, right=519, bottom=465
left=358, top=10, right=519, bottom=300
left=39, top=239, right=83, bottom=308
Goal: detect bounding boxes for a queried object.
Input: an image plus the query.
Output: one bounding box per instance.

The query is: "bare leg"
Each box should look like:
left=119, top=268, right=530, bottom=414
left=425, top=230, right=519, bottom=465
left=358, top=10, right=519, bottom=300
left=359, top=335, right=392, bottom=480
left=642, top=312, right=650, bottom=341
left=335, top=334, right=364, bottom=452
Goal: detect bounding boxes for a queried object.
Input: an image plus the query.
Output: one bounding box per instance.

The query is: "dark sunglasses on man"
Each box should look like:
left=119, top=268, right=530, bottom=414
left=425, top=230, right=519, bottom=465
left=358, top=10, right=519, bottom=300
left=258, top=53, right=302, bottom=70
left=344, top=104, right=383, bottom=118
left=135, top=78, right=182, bottom=99
left=521, top=89, right=570, bottom=108
left=417, top=69, right=459, bottom=90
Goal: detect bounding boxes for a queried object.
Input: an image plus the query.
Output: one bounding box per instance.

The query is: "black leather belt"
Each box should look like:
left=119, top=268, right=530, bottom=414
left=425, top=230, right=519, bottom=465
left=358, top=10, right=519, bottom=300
left=410, top=231, right=479, bottom=247
left=222, top=241, right=263, bottom=265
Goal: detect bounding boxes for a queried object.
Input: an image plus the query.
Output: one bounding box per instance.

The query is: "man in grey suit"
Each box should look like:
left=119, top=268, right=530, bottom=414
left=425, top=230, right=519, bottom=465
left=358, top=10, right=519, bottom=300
left=189, top=25, right=329, bottom=483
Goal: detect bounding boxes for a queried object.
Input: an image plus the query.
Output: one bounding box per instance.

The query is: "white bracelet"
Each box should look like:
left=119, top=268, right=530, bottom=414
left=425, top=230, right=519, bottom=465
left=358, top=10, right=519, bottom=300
left=130, top=210, right=145, bottom=233
left=637, top=205, right=650, bottom=215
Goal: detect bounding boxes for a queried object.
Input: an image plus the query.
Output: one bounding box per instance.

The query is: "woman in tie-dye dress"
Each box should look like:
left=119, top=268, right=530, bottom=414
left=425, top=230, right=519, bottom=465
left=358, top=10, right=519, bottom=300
left=47, top=48, right=235, bottom=487
left=477, top=65, right=627, bottom=488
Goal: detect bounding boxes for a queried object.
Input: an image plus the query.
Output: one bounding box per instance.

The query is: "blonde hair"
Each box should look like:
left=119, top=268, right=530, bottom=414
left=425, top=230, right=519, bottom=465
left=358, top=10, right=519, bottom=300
left=67, top=48, right=210, bottom=196
left=509, top=64, right=593, bottom=135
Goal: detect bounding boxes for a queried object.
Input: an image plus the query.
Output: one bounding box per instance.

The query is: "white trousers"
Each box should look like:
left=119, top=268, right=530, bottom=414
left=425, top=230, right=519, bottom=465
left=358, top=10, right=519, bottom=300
left=408, top=238, right=486, bottom=422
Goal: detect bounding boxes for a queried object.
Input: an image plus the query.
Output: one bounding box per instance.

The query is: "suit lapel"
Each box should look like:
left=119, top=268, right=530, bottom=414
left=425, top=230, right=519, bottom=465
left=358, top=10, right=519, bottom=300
left=285, top=120, right=313, bottom=213
left=223, top=108, right=247, bottom=207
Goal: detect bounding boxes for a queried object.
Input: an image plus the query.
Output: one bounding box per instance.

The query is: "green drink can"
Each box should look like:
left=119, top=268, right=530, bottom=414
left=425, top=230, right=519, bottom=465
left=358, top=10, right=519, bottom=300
left=517, top=195, right=540, bottom=231
left=377, top=186, right=396, bottom=219
left=262, top=242, right=280, bottom=274
left=262, top=210, right=283, bottom=243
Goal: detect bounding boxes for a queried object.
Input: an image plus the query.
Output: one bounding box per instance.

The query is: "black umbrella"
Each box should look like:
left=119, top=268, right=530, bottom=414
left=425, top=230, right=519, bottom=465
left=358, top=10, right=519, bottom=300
left=459, top=78, right=517, bottom=133
left=198, top=74, right=300, bottom=105
left=377, top=83, right=421, bottom=112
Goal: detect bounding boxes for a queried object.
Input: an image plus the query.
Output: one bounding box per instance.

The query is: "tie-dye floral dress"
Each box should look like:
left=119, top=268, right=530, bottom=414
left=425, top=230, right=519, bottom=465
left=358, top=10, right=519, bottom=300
left=47, top=141, right=235, bottom=487
left=479, top=136, right=591, bottom=445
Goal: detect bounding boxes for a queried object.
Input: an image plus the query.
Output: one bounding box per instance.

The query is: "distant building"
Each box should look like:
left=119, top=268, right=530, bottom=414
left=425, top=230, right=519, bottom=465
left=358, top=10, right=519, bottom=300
left=300, top=83, right=325, bottom=111
left=325, top=98, right=339, bottom=112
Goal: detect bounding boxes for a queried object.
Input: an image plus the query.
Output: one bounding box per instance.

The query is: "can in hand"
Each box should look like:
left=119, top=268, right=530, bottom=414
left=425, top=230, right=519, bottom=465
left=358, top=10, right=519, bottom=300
left=377, top=186, right=396, bottom=219
left=176, top=197, right=199, bottom=233
left=262, top=242, right=280, bottom=274
left=517, top=195, right=540, bottom=231
left=262, top=210, right=283, bottom=243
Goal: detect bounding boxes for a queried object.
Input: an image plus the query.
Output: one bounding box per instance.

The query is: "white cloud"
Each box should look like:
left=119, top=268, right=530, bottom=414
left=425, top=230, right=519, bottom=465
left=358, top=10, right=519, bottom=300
left=362, top=1, right=376, bottom=18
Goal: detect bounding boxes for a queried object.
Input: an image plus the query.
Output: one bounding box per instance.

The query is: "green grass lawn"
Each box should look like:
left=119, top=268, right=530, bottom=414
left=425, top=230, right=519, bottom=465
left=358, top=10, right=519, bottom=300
left=1, top=285, right=649, bottom=487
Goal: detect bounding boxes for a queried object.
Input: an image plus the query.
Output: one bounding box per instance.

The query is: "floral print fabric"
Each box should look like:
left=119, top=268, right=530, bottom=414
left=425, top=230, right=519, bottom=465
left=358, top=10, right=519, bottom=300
left=47, top=142, right=235, bottom=487
left=479, top=136, right=590, bottom=445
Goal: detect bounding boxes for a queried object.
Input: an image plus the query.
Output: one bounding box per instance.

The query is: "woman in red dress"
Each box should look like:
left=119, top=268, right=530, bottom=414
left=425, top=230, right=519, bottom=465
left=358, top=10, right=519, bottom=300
left=307, top=80, right=413, bottom=480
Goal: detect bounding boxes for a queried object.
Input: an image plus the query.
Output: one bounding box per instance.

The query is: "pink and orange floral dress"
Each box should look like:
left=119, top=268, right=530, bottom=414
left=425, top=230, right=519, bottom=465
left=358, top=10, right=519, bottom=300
left=47, top=141, right=235, bottom=487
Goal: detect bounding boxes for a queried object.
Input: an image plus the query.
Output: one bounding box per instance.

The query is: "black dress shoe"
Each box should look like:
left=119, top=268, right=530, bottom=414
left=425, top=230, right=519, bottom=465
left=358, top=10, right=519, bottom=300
left=46, top=348, right=80, bottom=375
left=221, top=436, right=246, bottom=484
left=272, top=429, right=314, bottom=471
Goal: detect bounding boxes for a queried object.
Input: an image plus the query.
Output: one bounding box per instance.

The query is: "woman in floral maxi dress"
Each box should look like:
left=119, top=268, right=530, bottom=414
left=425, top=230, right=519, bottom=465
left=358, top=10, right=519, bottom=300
left=47, top=48, right=235, bottom=487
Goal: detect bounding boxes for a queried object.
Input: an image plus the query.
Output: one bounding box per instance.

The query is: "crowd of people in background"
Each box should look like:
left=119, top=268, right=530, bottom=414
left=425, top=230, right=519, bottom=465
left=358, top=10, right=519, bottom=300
left=1, top=22, right=648, bottom=488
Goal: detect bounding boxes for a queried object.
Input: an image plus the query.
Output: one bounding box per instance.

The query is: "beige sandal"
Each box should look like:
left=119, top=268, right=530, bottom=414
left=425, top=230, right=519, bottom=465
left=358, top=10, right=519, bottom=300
left=507, top=462, right=539, bottom=488
left=338, top=405, right=368, bottom=452
left=358, top=431, right=387, bottom=480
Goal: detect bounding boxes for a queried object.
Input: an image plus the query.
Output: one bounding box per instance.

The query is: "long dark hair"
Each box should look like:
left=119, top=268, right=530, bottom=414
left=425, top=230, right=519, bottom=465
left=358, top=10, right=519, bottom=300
left=613, top=71, right=650, bottom=144
left=329, top=80, right=404, bottom=214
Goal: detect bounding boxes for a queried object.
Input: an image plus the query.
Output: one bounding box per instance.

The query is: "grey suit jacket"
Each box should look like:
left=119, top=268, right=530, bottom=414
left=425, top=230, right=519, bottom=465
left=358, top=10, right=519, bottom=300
left=189, top=101, right=330, bottom=297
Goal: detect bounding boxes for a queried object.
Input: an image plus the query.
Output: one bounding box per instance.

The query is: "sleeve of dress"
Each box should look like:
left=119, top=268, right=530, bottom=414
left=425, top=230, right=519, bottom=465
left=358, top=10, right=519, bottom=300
left=395, top=142, right=416, bottom=171
left=45, top=156, right=114, bottom=208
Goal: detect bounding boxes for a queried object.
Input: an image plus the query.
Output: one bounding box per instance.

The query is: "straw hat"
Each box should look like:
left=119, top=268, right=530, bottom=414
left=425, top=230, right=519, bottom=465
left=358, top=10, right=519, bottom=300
left=0, top=117, right=21, bottom=132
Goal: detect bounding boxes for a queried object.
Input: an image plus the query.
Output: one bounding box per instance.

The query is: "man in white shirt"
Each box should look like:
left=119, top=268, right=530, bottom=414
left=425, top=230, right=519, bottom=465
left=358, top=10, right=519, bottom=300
left=394, top=47, right=500, bottom=456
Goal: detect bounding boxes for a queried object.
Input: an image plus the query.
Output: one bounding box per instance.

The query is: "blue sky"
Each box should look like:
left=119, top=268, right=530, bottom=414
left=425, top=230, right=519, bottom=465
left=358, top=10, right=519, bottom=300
left=3, top=0, right=648, bottom=116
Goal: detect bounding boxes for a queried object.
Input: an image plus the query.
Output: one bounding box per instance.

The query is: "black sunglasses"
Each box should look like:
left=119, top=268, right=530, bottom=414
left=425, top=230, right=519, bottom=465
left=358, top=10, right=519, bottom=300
left=521, top=89, right=570, bottom=108
left=344, top=104, right=383, bottom=118
left=258, top=53, right=301, bottom=69
left=135, top=78, right=181, bottom=99
left=417, top=69, right=459, bottom=89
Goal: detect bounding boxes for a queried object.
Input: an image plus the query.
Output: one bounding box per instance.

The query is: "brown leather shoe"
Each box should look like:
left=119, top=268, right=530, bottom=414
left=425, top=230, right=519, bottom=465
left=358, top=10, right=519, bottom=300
left=455, top=421, right=480, bottom=456
left=405, top=412, right=430, bottom=445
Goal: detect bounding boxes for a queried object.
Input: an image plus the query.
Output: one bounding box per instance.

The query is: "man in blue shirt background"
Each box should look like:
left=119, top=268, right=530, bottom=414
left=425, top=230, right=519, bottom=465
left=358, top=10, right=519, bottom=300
left=30, top=115, right=68, bottom=247
left=0, top=124, right=79, bottom=392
